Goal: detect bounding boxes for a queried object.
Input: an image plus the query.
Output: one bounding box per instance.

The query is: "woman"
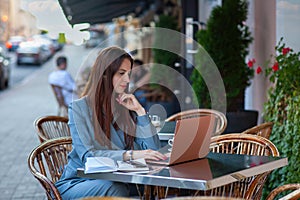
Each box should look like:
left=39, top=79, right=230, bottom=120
left=55, top=46, right=166, bottom=199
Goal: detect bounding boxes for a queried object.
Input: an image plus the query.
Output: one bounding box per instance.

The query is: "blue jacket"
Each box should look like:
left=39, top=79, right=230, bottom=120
left=55, top=96, right=161, bottom=194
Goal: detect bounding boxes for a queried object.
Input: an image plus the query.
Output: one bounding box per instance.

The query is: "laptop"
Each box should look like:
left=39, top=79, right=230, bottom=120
left=147, top=115, right=216, bottom=166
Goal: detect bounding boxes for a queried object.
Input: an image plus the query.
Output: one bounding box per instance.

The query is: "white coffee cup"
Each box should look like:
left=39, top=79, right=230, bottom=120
left=168, top=138, right=174, bottom=147
left=150, top=115, right=161, bottom=128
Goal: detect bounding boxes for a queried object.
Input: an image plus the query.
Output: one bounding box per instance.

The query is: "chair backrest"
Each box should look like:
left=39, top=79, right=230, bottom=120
left=266, top=183, right=300, bottom=200
left=242, top=122, right=274, bottom=139
left=28, top=137, right=72, bottom=200
left=34, top=115, right=70, bottom=143
left=50, top=84, right=68, bottom=116
left=210, top=133, right=279, bottom=156
left=80, top=197, right=137, bottom=200
left=165, top=109, right=227, bottom=136
left=162, top=197, right=243, bottom=200
left=207, top=133, right=279, bottom=199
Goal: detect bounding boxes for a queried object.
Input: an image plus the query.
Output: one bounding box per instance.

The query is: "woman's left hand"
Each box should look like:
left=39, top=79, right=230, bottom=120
left=117, top=93, right=146, bottom=116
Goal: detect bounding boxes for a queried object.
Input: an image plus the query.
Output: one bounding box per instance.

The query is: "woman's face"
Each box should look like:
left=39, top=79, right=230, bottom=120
left=112, top=58, right=131, bottom=94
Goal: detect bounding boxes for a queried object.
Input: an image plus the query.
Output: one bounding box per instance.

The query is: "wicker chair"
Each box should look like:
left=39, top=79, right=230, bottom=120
left=165, top=109, right=227, bottom=136
left=28, top=137, right=72, bottom=200
left=80, top=197, right=137, bottom=200
left=34, top=115, right=70, bottom=143
left=163, top=197, right=243, bottom=200
left=50, top=84, right=68, bottom=117
left=205, top=133, right=280, bottom=199
left=265, top=183, right=300, bottom=200
left=242, top=122, right=274, bottom=139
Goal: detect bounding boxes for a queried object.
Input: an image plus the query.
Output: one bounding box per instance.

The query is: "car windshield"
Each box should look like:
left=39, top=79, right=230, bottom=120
left=18, top=43, right=40, bottom=53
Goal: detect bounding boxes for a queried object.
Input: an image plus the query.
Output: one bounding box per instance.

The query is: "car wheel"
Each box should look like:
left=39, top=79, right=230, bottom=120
left=0, top=73, right=5, bottom=90
left=4, top=78, right=9, bottom=88
left=36, top=59, right=42, bottom=66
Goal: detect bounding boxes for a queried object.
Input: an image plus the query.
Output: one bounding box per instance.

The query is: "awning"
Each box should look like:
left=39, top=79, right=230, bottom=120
left=58, top=0, right=156, bottom=26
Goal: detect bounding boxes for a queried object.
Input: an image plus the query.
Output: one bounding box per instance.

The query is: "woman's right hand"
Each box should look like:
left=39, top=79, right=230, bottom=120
left=125, top=149, right=167, bottom=161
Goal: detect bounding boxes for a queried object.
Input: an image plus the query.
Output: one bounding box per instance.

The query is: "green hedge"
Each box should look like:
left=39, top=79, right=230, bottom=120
left=263, top=39, right=300, bottom=198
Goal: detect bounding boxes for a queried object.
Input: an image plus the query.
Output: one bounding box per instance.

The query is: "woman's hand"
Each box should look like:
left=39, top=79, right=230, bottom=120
left=130, top=149, right=168, bottom=161
left=116, top=93, right=146, bottom=116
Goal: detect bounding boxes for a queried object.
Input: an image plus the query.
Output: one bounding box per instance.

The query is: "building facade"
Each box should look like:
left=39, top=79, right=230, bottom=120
left=0, top=0, right=38, bottom=42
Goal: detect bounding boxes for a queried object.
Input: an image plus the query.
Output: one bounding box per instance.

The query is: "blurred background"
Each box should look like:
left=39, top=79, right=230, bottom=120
left=0, top=0, right=299, bottom=199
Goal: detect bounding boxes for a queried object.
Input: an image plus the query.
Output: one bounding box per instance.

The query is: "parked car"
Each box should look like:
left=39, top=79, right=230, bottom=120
left=85, top=29, right=106, bottom=48
left=51, top=38, right=64, bottom=52
left=0, top=43, right=11, bottom=89
left=16, top=41, right=49, bottom=65
left=5, top=36, right=26, bottom=52
left=31, top=34, right=56, bottom=57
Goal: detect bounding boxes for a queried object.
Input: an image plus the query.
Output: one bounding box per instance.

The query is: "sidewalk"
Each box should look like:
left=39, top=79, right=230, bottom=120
left=0, top=44, right=91, bottom=199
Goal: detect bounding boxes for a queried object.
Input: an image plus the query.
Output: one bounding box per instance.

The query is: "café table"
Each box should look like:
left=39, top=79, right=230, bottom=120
left=77, top=152, right=288, bottom=199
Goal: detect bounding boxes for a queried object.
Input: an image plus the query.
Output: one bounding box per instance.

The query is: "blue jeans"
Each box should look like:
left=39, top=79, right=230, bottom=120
left=58, top=179, right=129, bottom=199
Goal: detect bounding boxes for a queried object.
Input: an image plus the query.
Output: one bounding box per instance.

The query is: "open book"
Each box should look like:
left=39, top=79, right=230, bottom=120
left=84, top=157, right=149, bottom=174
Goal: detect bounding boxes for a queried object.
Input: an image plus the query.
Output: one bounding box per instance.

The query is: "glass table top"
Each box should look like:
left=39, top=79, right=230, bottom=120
left=77, top=152, right=288, bottom=190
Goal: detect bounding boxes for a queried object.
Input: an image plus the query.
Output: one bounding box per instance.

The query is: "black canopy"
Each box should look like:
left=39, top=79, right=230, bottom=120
left=58, top=0, right=157, bottom=25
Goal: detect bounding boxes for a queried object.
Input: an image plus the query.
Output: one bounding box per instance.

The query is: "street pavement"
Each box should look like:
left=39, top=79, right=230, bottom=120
left=0, top=44, right=91, bottom=199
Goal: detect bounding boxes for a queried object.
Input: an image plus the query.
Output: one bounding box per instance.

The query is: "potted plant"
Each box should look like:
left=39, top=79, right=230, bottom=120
left=259, top=38, right=300, bottom=198
left=190, top=0, right=258, bottom=133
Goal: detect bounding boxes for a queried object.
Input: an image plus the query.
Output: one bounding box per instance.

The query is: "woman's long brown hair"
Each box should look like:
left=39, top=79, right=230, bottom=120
left=81, top=46, right=135, bottom=149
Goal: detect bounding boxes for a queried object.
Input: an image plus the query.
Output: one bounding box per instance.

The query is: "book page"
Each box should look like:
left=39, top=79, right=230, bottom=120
left=85, top=157, right=117, bottom=173
left=84, top=157, right=149, bottom=174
